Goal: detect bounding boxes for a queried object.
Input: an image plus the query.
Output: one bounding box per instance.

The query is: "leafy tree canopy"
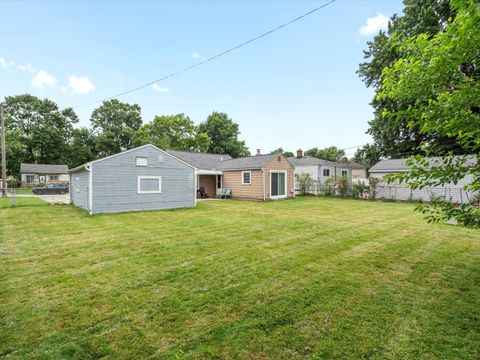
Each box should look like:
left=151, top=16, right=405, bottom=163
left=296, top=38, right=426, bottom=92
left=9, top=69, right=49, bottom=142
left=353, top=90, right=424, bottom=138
left=270, top=148, right=294, bottom=157
left=133, top=113, right=210, bottom=152
left=379, top=0, right=479, bottom=227
left=356, top=0, right=461, bottom=161
left=198, top=112, right=250, bottom=158
left=3, top=94, right=78, bottom=176
left=90, top=99, right=142, bottom=157
left=305, top=146, right=345, bottom=162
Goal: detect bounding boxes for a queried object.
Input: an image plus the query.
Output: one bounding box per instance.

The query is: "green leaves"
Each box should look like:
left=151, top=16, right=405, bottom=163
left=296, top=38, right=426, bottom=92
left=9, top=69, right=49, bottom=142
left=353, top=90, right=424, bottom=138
left=379, top=0, right=480, bottom=227
left=197, top=112, right=250, bottom=158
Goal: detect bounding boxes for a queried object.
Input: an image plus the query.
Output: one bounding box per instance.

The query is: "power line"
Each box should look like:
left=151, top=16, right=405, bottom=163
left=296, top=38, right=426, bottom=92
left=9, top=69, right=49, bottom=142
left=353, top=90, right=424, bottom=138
left=72, top=0, right=337, bottom=109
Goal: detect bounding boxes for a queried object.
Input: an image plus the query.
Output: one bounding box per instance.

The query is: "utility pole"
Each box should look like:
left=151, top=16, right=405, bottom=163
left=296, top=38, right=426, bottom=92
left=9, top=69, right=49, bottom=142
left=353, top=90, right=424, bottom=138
left=1, top=103, right=6, bottom=197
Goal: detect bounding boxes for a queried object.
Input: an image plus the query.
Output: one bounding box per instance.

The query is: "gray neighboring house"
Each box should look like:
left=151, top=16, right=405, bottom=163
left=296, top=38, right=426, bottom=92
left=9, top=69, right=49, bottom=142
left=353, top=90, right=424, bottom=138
left=20, top=163, right=69, bottom=186
left=370, top=156, right=478, bottom=203
left=70, top=144, right=196, bottom=214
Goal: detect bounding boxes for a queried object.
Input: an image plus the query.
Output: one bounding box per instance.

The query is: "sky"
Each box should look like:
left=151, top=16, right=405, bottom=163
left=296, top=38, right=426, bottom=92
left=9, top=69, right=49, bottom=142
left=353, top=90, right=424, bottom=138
left=0, top=0, right=404, bottom=157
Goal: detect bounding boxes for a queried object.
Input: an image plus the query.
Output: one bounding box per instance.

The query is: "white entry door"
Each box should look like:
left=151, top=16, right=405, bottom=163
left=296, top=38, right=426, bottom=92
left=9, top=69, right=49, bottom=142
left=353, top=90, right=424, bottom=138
left=216, top=175, right=222, bottom=195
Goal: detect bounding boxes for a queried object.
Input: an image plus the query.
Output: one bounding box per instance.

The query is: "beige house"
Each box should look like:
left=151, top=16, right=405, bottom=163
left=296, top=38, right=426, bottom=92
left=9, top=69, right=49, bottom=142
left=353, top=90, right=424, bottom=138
left=20, top=163, right=69, bottom=186
left=167, top=150, right=295, bottom=200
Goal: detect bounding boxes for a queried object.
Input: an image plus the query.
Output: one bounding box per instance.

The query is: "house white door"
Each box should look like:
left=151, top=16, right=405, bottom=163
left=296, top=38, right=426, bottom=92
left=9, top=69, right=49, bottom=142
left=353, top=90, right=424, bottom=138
left=39, top=175, right=46, bottom=184
left=216, top=175, right=222, bottom=195
left=270, top=171, right=287, bottom=199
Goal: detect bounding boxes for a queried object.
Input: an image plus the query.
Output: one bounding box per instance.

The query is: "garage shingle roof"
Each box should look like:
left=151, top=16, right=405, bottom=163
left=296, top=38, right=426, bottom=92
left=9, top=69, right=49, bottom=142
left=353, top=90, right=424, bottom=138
left=167, top=150, right=232, bottom=170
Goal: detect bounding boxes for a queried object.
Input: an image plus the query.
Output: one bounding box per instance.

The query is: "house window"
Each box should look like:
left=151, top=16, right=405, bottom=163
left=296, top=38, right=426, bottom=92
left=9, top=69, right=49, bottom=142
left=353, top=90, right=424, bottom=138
left=49, top=175, right=59, bottom=181
left=26, top=175, right=35, bottom=184
left=242, top=171, right=251, bottom=185
left=342, top=170, right=348, bottom=177
left=216, top=175, right=222, bottom=189
left=323, top=169, right=330, bottom=177
left=136, top=157, right=148, bottom=167
left=137, top=176, right=162, bottom=194
left=74, top=177, right=80, bottom=192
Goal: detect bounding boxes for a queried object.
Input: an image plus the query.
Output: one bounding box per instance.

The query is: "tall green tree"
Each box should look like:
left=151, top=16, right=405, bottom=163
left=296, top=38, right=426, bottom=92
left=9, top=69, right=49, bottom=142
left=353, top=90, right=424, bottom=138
left=270, top=148, right=294, bottom=157
left=357, top=0, right=460, bottom=160
left=3, top=94, right=78, bottom=176
left=305, top=146, right=345, bottom=162
left=67, top=128, right=98, bottom=168
left=133, top=114, right=210, bottom=152
left=379, top=0, right=479, bottom=227
left=352, top=144, right=382, bottom=167
left=90, top=99, right=142, bottom=157
left=197, top=112, right=250, bottom=157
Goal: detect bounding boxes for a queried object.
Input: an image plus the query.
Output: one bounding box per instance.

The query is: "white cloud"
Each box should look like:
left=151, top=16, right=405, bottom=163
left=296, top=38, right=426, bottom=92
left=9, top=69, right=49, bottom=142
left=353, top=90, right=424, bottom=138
left=151, top=82, right=169, bottom=93
left=65, top=75, right=95, bottom=94
left=0, top=58, right=15, bottom=71
left=359, top=13, right=389, bottom=36
left=192, top=52, right=206, bottom=61
left=32, top=70, right=57, bottom=88
left=17, top=64, right=35, bottom=73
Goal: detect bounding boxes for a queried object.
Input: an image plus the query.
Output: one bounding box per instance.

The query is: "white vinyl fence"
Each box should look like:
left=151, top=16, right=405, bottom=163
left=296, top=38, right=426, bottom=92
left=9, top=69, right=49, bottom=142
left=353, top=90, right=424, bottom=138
left=297, top=182, right=478, bottom=204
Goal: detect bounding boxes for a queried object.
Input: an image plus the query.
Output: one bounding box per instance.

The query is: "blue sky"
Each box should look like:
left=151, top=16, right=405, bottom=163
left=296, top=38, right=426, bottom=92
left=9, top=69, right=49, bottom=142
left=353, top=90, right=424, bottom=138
left=0, top=0, right=403, bottom=156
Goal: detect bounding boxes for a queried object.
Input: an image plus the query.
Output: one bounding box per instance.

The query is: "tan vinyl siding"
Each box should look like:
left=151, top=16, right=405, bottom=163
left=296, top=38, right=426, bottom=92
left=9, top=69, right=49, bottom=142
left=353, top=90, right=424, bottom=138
left=222, top=154, right=295, bottom=200
left=264, top=155, right=295, bottom=199
left=223, top=169, right=264, bottom=200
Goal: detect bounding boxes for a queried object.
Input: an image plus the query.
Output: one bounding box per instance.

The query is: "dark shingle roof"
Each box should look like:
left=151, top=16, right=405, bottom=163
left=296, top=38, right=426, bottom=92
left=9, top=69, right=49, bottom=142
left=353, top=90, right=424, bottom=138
left=20, top=163, right=68, bottom=174
left=370, top=155, right=477, bottom=172
left=218, top=153, right=284, bottom=170
left=167, top=150, right=232, bottom=170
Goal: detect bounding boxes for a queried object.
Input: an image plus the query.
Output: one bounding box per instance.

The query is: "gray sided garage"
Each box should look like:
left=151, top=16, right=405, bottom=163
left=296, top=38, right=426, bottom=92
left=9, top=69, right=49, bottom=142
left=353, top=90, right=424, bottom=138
left=70, top=144, right=196, bottom=214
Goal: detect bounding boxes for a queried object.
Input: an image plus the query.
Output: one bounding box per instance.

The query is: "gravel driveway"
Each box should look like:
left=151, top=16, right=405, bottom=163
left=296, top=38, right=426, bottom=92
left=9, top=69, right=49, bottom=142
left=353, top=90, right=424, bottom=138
left=15, top=194, right=71, bottom=204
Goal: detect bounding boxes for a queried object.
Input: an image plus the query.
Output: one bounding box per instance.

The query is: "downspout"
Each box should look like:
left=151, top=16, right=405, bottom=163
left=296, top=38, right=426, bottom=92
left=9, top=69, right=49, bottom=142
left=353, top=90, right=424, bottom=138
left=262, top=168, right=266, bottom=201
left=85, top=164, right=92, bottom=215
left=194, top=169, right=198, bottom=207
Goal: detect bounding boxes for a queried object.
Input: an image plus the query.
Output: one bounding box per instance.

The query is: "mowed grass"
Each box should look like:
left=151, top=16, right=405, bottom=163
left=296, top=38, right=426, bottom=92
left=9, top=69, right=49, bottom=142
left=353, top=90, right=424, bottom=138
left=1, top=198, right=479, bottom=359
left=0, top=197, right=46, bottom=208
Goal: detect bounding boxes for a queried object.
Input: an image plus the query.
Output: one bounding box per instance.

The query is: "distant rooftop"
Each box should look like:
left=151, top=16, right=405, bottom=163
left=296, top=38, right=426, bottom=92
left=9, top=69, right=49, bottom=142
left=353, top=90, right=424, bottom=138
left=287, top=156, right=347, bottom=167
left=167, top=150, right=232, bottom=170
left=20, top=163, right=68, bottom=174
left=370, top=155, right=477, bottom=172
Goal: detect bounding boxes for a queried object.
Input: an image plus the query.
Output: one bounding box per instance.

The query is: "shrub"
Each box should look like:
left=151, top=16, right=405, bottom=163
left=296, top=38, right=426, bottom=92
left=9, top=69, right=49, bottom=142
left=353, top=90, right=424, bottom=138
left=337, top=176, right=349, bottom=198
left=295, top=173, right=314, bottom=196
left=352, top=181, right=365, bottom=199
left=369, top=177, right=379, bottom=200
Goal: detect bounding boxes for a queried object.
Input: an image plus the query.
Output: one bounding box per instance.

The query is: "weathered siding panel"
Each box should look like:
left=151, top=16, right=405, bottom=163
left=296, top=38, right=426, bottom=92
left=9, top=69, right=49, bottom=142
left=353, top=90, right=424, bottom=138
left=70, top=169, right=89, bottom=211
left=91, top=146, right=195, bottom=214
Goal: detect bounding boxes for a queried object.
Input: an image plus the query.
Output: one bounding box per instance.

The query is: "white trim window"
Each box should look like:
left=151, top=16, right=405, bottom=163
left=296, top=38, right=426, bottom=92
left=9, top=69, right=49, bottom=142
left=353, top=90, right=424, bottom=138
left=136, top=157, right=148, bottom=167
left=26, top=174, right=35, bottom=184
left=323, top=169, right=330, bottom=177
left=137, top=176, right=162, bottom=194
left=242, top=171, right=251, bottom=185
left=49, top=175, right=59, bottom=181
left=341, top=170, right=348, bottom=177
left=74, top=177, right=80, bottom=192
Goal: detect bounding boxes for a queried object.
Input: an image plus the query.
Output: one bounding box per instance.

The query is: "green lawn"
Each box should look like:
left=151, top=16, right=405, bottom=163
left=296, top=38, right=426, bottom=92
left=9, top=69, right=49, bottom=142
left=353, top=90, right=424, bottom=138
left=14, top=188, right=33, bottom=195
left=0, top=197, right=46, bottom=208
left=1, top=198, right=479, bottom=359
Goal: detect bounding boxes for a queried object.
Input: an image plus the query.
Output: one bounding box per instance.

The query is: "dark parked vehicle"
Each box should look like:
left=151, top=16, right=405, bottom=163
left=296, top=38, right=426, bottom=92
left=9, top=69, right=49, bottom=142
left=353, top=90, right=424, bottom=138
left=32, top=183, right=69, bottom=195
